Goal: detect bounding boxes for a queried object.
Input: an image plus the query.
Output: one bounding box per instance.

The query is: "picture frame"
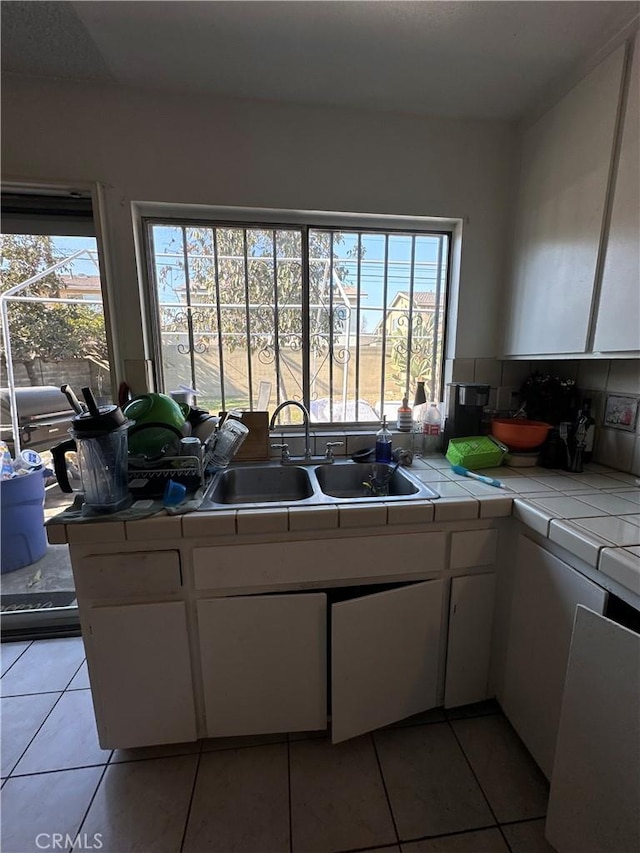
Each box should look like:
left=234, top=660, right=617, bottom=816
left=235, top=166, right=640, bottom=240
left=603, top=394, right=639, bottom=432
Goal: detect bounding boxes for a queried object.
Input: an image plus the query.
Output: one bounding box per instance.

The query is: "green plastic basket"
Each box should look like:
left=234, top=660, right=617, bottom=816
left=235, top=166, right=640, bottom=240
left=445, top=435, right=508, bottom=469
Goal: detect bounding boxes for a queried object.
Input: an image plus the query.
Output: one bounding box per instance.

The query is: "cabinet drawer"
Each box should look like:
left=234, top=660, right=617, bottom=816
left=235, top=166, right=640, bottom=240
left=194, top=532, right=447, bottom=591
left=74, top=551, right=182, bottom=599
left=450, top=529, right=497, bottom=569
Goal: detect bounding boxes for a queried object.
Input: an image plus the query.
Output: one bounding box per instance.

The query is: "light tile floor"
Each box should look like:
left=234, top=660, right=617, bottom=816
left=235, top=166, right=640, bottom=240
left=1, top=637, right=557, bottom=853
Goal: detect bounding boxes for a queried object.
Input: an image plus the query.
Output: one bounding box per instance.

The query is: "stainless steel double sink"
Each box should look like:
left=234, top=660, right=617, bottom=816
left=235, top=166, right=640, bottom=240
left=199, top=460, right=439, bottom=511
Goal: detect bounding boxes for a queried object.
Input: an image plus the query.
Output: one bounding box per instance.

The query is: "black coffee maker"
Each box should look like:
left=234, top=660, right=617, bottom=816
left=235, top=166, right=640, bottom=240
left=443, top=383, right=490, bottom=443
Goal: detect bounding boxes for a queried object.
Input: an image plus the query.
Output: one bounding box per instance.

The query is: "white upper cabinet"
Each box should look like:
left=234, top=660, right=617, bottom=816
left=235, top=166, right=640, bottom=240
left=504, top=45, right=626, bottom=356
left=593, top=33, right=640, bottom=354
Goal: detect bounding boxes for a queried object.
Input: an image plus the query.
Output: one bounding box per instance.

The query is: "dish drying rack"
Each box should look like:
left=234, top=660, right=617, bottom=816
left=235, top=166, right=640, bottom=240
left=128, top=453, right=204, bottom=499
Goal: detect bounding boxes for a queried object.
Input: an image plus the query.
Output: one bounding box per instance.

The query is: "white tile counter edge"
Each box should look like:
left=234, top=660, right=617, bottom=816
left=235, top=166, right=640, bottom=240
left=46, top=457, right=640, bottom=598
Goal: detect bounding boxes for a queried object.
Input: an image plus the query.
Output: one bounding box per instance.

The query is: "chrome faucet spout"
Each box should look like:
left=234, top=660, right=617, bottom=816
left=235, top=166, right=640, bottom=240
left=269, top=400, right=312, bottom=459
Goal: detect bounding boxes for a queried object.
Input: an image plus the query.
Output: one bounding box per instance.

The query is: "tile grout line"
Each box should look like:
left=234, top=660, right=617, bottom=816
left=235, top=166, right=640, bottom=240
left=369, top=732, right=401, bottom=848
left=5, top=657, right=94, bottom=779
left=201, top=735, right=289, bottom=755
left=1, top=645, right=85, bottom=699
left=1, top=689, right=71, bottom=699
left=0, top=640, right=32, bottom=678
left=178, top=739, right=205, bottom=852
left=108, top=744, right=203, bottom=766
left=5, top=690, right=68, bottom=779
left=373, top=822, right=503, bottom=850
left=446, top=719, right=514, bottom=853
left=499, top=814, right=547, bottom=827
left=8, top=761, right=113, bottom=780
left=336, top=843, right=402, bottom=853
left=71, top=759, right=112, bottom=853
left=64, top=658, right=86, bottom=690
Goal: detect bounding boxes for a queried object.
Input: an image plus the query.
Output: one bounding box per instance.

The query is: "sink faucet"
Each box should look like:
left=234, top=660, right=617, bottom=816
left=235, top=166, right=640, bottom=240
left=269, top=400, right=313, bottom=460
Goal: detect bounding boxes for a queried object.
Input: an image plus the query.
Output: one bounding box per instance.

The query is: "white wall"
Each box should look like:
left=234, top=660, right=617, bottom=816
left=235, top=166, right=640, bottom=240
left=1, top=74, right=516, bottom=389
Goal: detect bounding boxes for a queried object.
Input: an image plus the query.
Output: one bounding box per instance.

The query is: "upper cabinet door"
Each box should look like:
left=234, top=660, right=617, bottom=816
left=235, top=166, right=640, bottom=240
left=593, top=34, right=640, bottom=353
left=331, top=579, right=444, bottom=744
left=504, top=46, right=625, bottom=356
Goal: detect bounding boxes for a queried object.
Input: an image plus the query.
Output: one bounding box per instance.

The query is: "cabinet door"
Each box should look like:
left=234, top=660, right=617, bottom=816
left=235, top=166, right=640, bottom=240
left=445, top=573, right=495, bottom=708
left=504, top=46, right=625, bottom=356
left=331, top=579, right=444, bottom=743
left=198, top=593, right=327, bottom=737
left=88, top=602, right=196, bottom=748
left=546, top=606, right=640, bottom=853
left=594, top=34, right=640, bottom=353
left=501, top=536, right=606, bottom=778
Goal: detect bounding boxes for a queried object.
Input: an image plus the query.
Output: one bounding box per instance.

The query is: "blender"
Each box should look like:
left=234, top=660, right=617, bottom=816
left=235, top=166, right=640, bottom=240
left=52, top=388, right=132, bottom=513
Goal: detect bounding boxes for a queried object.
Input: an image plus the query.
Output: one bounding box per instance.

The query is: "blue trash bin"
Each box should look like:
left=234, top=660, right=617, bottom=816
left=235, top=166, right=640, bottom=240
left=1, top=469, right=48, bottom=573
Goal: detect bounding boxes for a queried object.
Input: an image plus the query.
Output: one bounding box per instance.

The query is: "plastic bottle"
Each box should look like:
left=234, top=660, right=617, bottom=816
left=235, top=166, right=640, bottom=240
left=423, top=403, right=442, bottom=453
left=375, top=415, right=393, bottom=463
left=1, top=442, right=14, bottom=480
left=413, top=381, right=427, bottom=418
left=396, top=397, right=412, bottom=432
left=412, top=381, right=427, bottom=453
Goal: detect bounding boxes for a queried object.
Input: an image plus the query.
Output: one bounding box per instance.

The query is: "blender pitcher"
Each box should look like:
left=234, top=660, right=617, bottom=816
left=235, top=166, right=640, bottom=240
left=52, top=388, right=132, bottom=513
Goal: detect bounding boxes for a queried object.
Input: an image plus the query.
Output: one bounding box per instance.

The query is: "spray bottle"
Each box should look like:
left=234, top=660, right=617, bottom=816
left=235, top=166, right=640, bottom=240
left=375, top=416, right=393, bottom=463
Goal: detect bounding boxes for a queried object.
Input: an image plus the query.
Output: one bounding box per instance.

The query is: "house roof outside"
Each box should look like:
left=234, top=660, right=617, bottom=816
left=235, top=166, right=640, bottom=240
left=59, top=274, right=102, bottom=299
left=390, top=291, right=439, bottom=310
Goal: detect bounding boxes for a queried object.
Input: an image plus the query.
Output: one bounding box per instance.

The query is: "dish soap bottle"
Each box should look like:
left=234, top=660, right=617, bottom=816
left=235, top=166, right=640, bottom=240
left=375, top=415, right=393, bottom=463
left=396, top=397, right=412, bottom=432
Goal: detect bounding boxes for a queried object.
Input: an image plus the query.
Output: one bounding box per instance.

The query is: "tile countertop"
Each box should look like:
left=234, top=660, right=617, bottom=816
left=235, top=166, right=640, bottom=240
left=413, top=456, right=640, bottom=599
left=46, top=455, right=640, bottom=599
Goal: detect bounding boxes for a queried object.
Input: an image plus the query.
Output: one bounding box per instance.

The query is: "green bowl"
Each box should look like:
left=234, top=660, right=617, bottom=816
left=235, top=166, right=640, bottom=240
left=124, top=394, right=189, bottom=457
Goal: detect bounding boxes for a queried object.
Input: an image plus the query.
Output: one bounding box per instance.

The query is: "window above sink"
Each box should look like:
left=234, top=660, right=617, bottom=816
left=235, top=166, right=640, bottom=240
left=143, top=209, right=450, bottom=429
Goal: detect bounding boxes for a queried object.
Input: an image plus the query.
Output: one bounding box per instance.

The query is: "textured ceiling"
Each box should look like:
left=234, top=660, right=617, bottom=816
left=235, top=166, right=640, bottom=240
left=2, top=1, right=638, bottom=119
left=1, top=1, right=114, bottom=82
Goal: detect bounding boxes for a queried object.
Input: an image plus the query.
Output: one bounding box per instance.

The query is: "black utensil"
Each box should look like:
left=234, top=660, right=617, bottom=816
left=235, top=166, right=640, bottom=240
left=60, top=384, right=86, bottom=414
left=81, top=387, right=101, bottom=418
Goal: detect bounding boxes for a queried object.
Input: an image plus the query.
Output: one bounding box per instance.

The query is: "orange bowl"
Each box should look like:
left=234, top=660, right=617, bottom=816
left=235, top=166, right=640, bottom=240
left=491, top=418, right=552, bottom=450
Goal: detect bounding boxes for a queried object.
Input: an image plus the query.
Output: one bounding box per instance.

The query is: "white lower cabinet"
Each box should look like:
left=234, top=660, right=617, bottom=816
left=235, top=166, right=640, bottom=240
left=197, top=579, right=445, bottom=742
left=331, top=579, right=444, bottom=743
left=197, top=593, right=328, bottom=737
left=87, top=601, right=197, bottom=748
left=546, top=606, right=640, bottom=853
left=444, top=573, right=496, bottom=708
left=500, top=536, right=606, bottom=779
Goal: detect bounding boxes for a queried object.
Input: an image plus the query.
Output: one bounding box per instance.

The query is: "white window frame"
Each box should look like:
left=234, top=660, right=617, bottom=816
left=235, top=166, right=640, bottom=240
left=137, top=203, right=456, bottom=428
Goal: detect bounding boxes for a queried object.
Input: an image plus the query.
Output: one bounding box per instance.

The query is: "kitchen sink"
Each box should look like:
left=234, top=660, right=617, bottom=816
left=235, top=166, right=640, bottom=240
left=205, top=465, right=315, bottom=505
left=199, top=459, right=439, bottom=511
left=314, top=462, right=421, bottom=499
